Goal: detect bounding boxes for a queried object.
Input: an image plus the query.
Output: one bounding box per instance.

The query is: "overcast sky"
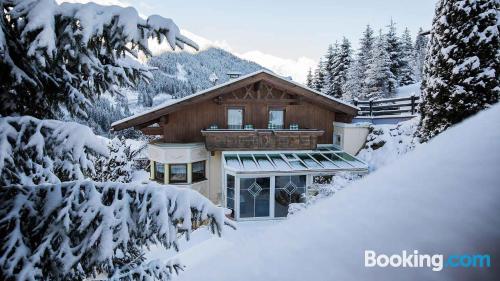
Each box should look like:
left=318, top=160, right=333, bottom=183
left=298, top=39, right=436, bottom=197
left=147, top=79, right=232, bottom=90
left=65, top=0, right=438, bottom=82
left=129, top=0, right=436, bottom=57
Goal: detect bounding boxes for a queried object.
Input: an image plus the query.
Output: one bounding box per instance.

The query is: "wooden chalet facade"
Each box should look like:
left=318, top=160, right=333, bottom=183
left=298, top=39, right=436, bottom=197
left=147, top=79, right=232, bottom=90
left=112, top=70, right=368, bottom=220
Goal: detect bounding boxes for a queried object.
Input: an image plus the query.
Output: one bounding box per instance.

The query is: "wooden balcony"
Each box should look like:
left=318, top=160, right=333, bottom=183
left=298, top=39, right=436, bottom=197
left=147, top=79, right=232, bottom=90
left=201, top=129, right=324, bottom=151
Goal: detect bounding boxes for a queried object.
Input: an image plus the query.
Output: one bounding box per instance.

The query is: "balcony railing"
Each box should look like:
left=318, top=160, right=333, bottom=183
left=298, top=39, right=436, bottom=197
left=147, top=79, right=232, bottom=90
left=201, top=128, right=324, bottom=151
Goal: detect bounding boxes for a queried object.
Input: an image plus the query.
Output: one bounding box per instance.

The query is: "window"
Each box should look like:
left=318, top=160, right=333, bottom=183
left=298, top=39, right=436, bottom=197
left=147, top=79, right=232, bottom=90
left=227, top=108, right=243, bottom=129
left=333, top=133, right=342, bottom=147
left=154, top=162, right=164, bottom=182
left=169, top=164, right=187, bottom=183
left=268, top=108, right=284, bottom=129
left=274, top=175, right=306, bottom=217
left=226, top=174, right=235, bottom=217
left=192, top=161, right=206, bottom=182
left=239, top=177, right=270, bottom=218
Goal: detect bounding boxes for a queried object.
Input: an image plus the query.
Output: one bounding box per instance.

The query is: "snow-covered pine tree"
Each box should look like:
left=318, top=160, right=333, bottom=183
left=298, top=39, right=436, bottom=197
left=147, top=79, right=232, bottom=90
left=385, top=19, right=402, bottom=92
left=93, top=137, right=135, bottom=183
left=358, top=25, right=376, bottom=96
left=364, top=30, right=395, bottom=99
left=414, top=27, right=429, bottom=82
left=323, top=43, right=339, bottom=96
left=399, top=27, right=416, bottom=85
left=0, top=116, right=108, bottom=186
left=312, top=58, right=326, bottom=92
left=418, top=0, right=500, bottom=141
left=343, top=59, right=363, bottom=101
left=306, top=68, right=314, bottom=88
left=331, top=37, right=353, bottom=98
left=0, top=180, right=232, bottom=281
left=0, top=0, right=198, bottom=119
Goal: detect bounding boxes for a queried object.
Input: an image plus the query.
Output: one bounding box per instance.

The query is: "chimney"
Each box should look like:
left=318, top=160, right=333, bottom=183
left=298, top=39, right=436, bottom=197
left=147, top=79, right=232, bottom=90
left=226, top=71, right=242, bottom=80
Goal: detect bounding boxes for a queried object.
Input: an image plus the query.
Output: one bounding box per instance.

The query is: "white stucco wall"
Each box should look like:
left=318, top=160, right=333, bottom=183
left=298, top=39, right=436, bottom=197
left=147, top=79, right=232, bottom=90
left=333, top=122, right=370, bottom=155
left=148, top=143, right=208, bottom=164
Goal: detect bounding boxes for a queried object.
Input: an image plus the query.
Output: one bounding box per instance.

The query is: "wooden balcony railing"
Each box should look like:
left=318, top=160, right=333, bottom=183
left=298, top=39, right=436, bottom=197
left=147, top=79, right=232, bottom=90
left=201, top=128, right=324, bottom=151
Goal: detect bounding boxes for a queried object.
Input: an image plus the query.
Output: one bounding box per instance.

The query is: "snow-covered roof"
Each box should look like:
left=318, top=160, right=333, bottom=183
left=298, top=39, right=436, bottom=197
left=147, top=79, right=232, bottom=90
left=111, top=69, right=359, bottom=130
left=223, top=145, right=368, bottom=174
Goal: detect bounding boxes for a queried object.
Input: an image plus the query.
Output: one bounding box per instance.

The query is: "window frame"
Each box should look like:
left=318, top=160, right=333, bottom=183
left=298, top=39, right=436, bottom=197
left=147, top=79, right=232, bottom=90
left=191, top=161, right=207, bottom=183
left=169, top=163, right=188, bottom=184
left=268, top=107, right=285, bottom=129
left=154, top=162, right=165, bottom=182
left=226, top=106, right=245, bottom=129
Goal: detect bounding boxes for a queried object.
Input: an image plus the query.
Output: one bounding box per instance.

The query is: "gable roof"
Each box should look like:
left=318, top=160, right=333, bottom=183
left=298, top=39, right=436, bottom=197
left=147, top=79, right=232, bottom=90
left=111, top=69, right=359, bottom=131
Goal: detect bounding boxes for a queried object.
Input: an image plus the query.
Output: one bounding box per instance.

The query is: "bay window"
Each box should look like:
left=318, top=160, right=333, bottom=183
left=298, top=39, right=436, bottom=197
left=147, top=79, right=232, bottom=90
left=192, top=161, right=206, bottom=182
left=169, top=164, right=187, bottom=183
left=154, top=162, right=165, bottom=182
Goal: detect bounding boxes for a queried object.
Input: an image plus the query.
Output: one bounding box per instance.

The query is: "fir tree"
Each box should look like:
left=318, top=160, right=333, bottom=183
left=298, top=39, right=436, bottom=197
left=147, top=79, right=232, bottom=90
left=306, top=68, right=314, bottom=88
left=399, top=27, right=416, bottom=85
left=93, top=137, right=135, bottom=183
left=343, top=59, right=363, bottom=101
left=414, top=27, right=429, bottom=81
left=364, top=30, right=395, bottom=99
left=0, top=0, right=198, bottom=119
left=358, top=25, right=376, bottom=95
left=312, top=58, right=326, bottom=92
left=332, top=37, right=353, bottom=98
left=0, top=180, right=230, bottom=281
left=385, top=19, right=402, bottom=92
left=418, top=0, right=500, bottom=141
left=323, top=43, right=339, bottom=96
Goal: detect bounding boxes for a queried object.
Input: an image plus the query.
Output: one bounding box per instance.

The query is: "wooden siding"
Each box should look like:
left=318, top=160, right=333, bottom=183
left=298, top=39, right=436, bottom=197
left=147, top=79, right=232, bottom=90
left=141, top=81, right=353, bottom=145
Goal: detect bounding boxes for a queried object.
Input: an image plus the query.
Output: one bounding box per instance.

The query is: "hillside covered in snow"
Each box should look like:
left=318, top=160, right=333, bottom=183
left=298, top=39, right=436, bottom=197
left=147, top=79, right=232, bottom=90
left=75, top=48, right=264, bottom=136
left=173, top=103, right=500, bottom=281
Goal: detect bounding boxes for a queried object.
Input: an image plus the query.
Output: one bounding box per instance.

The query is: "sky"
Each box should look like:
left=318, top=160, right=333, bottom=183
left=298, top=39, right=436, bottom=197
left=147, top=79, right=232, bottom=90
left=62, top=0, right=438, bottom=82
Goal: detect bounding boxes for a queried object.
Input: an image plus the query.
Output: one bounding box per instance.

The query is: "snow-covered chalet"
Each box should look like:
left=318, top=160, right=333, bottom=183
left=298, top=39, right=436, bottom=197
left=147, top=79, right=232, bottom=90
left=112, top=70, right=368, bottom=220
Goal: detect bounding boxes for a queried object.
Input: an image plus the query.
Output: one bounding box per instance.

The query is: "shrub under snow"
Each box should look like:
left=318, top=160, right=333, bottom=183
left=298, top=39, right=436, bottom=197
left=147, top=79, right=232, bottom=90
left=0, top=116, right=108, bottom=186
left=357, top=118, right=419, bottom=171
left=0, top=180, right=231, bottom=281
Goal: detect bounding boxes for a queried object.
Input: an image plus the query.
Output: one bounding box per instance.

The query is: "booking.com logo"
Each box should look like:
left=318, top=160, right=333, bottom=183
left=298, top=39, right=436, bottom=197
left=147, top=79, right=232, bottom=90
left=365, top=250, right=491, bottom=272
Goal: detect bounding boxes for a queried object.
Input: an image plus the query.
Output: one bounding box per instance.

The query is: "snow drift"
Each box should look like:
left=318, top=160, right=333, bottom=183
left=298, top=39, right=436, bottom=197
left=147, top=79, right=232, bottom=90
left=178, top=104, right=500, bottom=280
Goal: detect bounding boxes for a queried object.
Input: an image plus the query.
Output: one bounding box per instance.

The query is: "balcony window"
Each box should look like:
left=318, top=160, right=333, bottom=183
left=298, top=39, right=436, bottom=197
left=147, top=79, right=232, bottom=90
left=227, top=108, right=243, bottom=129
left=169, top=164, right=187, bottom=183
left=192, top=161, right=206, bottom=182
left=154, top=162, right=165, bottom=182
left=269, top=108, right=284, bottom=129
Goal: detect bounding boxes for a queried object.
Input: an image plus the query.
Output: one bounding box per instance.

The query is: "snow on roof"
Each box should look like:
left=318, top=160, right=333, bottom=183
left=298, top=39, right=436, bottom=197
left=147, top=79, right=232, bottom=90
left=111, top=69, right=358, bottom=129
left=176, top=103, right=500, bottom=281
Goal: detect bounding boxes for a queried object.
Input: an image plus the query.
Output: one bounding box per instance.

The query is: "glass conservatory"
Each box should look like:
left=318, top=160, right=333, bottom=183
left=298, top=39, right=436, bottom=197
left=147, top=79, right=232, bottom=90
left=222, top=145, right=368, bottom=220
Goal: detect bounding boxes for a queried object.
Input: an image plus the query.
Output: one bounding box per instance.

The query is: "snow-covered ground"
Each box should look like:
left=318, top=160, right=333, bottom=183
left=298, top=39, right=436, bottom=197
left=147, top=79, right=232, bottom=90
left=395, top=82, right=421, bottom=97
left=357, top=117, right=419, bottom=171
left=154, top=103, right=500, bottom=280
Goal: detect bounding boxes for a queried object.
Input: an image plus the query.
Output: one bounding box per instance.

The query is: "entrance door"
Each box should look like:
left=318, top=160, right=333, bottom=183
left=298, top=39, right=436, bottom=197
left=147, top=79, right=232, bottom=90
left=239, top=177, right=270, bottom=218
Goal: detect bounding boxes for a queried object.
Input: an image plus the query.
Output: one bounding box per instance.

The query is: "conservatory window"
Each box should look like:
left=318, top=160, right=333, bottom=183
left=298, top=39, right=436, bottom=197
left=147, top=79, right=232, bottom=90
left=154, top=162, right=164, bottom=182
left=227, top=108, right=244, bottom=129
left=274, top=175, right=306, bottom=217
left=268, top=108, right=284, bottom=129
left=192, top=161, right=206, bottom=182
left=239, top=177, right=270, bottom=218
left=169, top=164, right=187, bottom=183
left=226, top=174, right=235, bottom=217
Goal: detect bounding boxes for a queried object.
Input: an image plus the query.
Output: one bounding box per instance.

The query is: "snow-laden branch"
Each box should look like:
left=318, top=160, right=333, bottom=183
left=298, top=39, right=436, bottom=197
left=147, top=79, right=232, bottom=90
left=0, top=116, right=108, bottom=186
left=0, top=180, right=231, bottom=281
left=0, top=0, right=199, bottom=118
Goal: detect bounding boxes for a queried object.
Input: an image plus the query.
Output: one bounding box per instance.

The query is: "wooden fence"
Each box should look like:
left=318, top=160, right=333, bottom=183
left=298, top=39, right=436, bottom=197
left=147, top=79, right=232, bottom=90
left=353, top=95, right=420, bottom=116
